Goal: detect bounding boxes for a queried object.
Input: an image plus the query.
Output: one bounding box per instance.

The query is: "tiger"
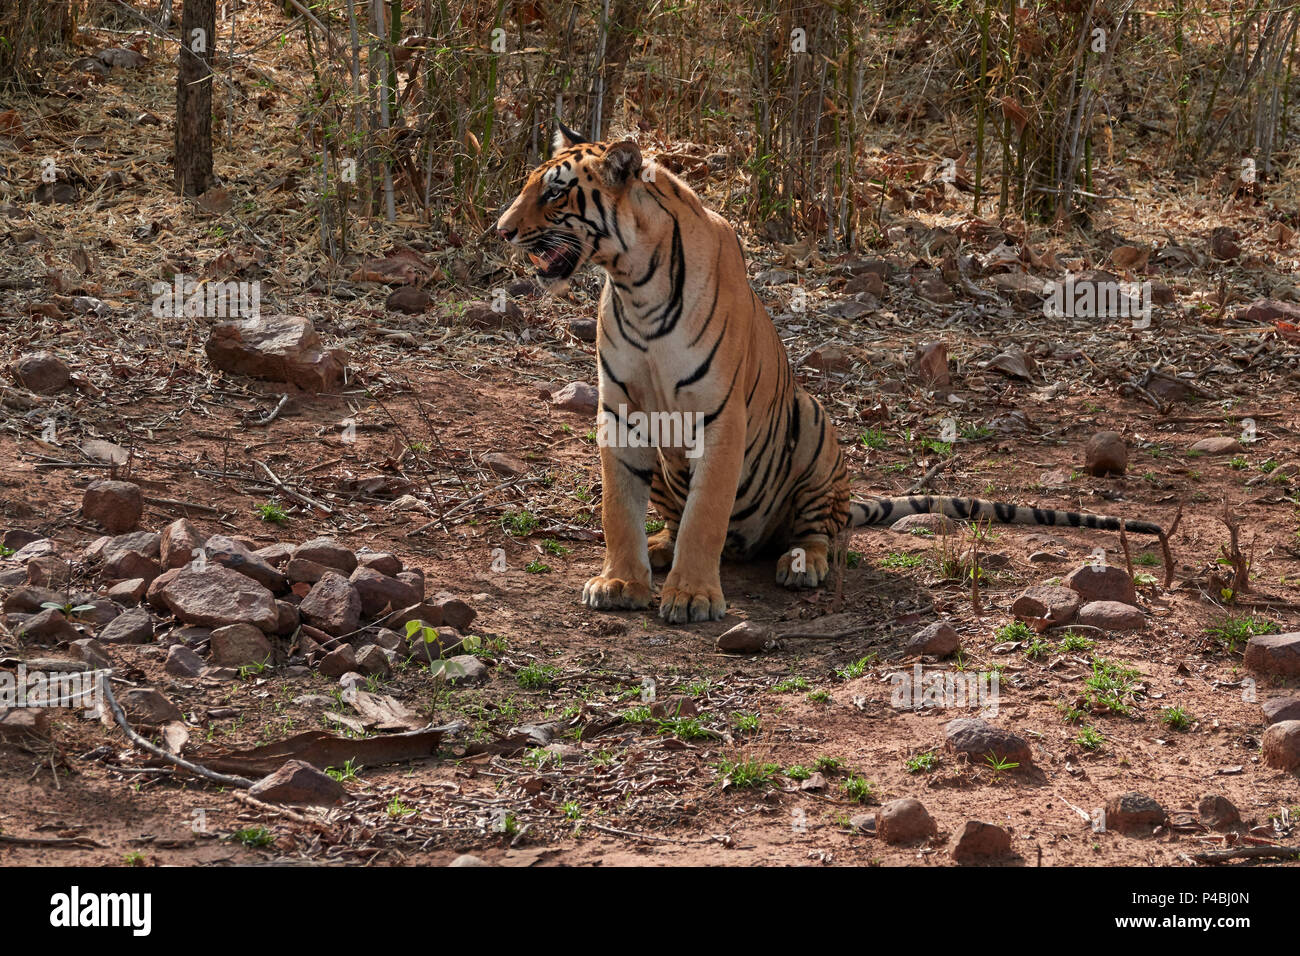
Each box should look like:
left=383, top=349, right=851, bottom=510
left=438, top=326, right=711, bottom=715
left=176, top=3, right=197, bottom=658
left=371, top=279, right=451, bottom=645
left=494, top=123, right=1166, bottom=624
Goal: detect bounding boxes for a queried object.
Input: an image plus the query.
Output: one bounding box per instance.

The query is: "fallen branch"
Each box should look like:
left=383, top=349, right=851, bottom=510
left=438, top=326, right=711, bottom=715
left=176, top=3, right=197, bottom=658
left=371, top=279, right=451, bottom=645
left=1192, top=844, right=1300, bottom=864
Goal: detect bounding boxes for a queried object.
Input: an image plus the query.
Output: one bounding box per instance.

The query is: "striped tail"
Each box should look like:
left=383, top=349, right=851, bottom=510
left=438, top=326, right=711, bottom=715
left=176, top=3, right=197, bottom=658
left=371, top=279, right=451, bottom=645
left=848, top=495, right=1164, bottom=536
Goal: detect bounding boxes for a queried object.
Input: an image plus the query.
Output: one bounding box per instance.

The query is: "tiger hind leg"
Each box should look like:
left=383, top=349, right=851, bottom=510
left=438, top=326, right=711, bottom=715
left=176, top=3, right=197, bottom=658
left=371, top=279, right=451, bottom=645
left=775, top=534, right=831, bottom=588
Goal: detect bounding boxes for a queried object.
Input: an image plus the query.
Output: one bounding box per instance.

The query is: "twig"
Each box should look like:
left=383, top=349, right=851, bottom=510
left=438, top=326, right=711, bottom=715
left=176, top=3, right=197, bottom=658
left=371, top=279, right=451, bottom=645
left=253, top=394, right=290, bottom=426
left=1192, top=844, right=1300, bottom=864
left=100, top=674, right=256, bottom=789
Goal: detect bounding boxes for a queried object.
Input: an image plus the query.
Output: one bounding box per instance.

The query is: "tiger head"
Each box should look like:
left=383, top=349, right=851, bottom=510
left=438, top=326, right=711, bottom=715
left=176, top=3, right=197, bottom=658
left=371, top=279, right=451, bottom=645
left=494, top=122, right=644, bottom=285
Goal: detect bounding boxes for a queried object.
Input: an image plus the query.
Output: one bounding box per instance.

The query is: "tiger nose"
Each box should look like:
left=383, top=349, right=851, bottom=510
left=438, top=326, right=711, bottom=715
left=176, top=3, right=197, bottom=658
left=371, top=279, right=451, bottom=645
left=496, top=225, right=516, bottom=242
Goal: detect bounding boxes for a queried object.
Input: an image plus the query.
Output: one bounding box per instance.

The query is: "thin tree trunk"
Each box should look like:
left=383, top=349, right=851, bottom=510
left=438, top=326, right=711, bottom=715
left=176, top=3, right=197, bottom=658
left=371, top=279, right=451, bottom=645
left=176, top=0, right=216, bottom=196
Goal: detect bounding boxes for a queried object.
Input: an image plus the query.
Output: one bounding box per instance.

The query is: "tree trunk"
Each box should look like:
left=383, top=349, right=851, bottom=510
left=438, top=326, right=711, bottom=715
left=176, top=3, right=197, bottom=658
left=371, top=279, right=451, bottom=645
left=175, top=0, right=216, bottom=196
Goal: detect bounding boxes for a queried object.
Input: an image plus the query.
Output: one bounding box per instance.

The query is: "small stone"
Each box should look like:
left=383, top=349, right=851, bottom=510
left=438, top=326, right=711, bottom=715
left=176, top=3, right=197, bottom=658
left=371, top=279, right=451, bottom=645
left=2, top=585, right=64, bottom=614
left=293, top=538, right=357, bottom=574
left=81, top=480, right=143, bottom=533
left=649, top=696, right=699, bottom=719
left=445, top=654, right=487, bottom=684
left=349, top=566, right=422, bottom=618
left=205, top=315, right=347, bottom=393
left=1011, top=585, right=1080, bottom=624
left=1189, top=436, right=1239, bottom=455
left=273, top=600, right=299, bottom=636
left=248, top=759, right=347, bottom=806
left=16, top=607, right=80, bottom=643
left=1262, top=720, right=1300, bottom=771
left=356, top=552, right=402, bottom=576
left=253, top=543, right=295, bottom=567
left=464, top=299, right=523, bottom=328
left=716, top=620, right=775, bottom=653
left=904, top=621, right=960, bottom=657
left=12, top=351, right=70, bottom=393
left=890, top=513, right=955, bottom=535
left=159, top=518, right=204, bottom=570
left=430, top=592, right=475, bottom=631
left=1084, top=431, right=1128, bottom=477
left=1244, top=633, right=1300, bottom=677
left=0, top=708, right=51, bottom=743
left=285, top=557, right=331, bottom=584
left=1075, top=600, right=1145, bottom=631
left=70, top=638, right=112, bottom=671
left=164, top=644, right=204, bottom=678
left=1198, top=795, right=1240, bottom=830
left=950, top=820, right=1012, bottom=862
left=157, top=566, right=278, bottom=632
left=355, top=644, right=391, bottom=678
left=804, top=345, right=851, bottom=373
left=299, top=572, right=361, bottom=636
left=209, top=623, right=273, bottom=667
left=318, top=644, right=357, bottom=678
left=25, top=554, right=69, bottom=588
left=385, top=285, right=430, bottom=314
left=876, top=798, right=937, bottom=845
left=203, top=535, right=286, bottom=591
left=482, top=452, right=528, bottom=478
left=102, top=549, right=161, bottom=584
left=1262, top=697, right=1300, bottom=725
left=1105, top=791, right=1167, bottom=835
left=119, top=687, right=183, bottom=725
left=945, top=718, right=1032, bottom=766
left=97, top=606, right=154, bottom=644
left=449, top=853, right=487, bottom=867
left=569, top=317, right=597, bottom=341
left=1062, top=564, right=1137, bottom=605
left=551, top=381, right=597, bottom=414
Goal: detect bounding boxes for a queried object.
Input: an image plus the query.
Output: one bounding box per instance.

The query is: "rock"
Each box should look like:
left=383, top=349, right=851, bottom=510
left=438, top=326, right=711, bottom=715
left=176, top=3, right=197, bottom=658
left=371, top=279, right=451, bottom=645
left=551, top=381, right=597, bottom=414
left=405, top=626, right=463, bottom=659
left=1075, top=600, right=1145, bottom=631
left=254, top=543, right=295, bottom=567
left=299, top=572, right=361, bottom=636
left=1244, top=633, right=1300, bottom=677
left=1198, top=795, right=1240, bottom=830
left=716, top=620, right=776, bottom=653
left=318, top=644, right=357, bottom=678
left=1105, top=791, right=1167, bottom=835
left=1062, top=564, right=1136, bottom=605
left=1084, top=431, right=1128, bottom=476
left=349, top=567, right=422, bottom=618
left=25, top=554, right=69, bottom=588
left=914, top=342, right=950, bottom=387
left=12, top=351, right=70, bottom=393
left=209, top=623, right=273, bottom=667
left=97, top=606, right=153, bottom=644
left=446, top=654, right=488, bottom=684
left=273, top=600, right=299, bottom=636
left=81, top=480, right=142, bottom=533
left=285, top=557, right=331, bottom=584
left=156, top=566, right=279, bottom=631
left=1, top=585, right=63, bottom=614
left=97, top=46, right=144, bottom=68
left=338, top=671, right=366, bottom=692
left=950, top=820, right=1012, bottom=862
left=1262, top=720, right=1300, bottom=770
left=70, top=638, right=112, bottom=671
left=248, top=759, right=347, bottom=806
left=2, top=529, right=43, bottom=551
left=890, top=513, right=955, bottom=535
left=1236, top=298, right=1300, bottom=323
left=569, top=317, right=598, bottom=341
left=804, top=345, right=851, bottom=373
left=1011, top=585, right=1080, bottom=624
left=293, top=538, right=357, bottom=574
left=430, top=592, right=475, bottom=631
left=102, top=531, right=161, bottom=563
left=846, top=271, right=885, bottom=297
left=355, top=644, right=391, bottom=678
left=203, top=535, right=285, bottom=591
left=368, top=628, right=406, bottom=653
left=876, top=798, right=937, bottom=845
left=1262, top=697, right=1300, bottom=725
left=356, top=551, right=402, bottom=576
left=159, top=518, right=204, bottom=570
left=650, top=696, right=699, bottom=719
left=205, top=315, right=347, bottom=393
left=0, top=567, right=27, bottom=587
left=107, top=578, right=149, bottom=605
left=449, top=854, right=487, bottom=867
left=102, top=548, right=161, bottom=585
left=119, top=687, right=183, bottom=725
left=164, top=644, right=204, bottom=678
left=464, top=299, right=523, bottom=328
left=145, top=567, right=182, bottom=611
left=15, top=608, right=80, bottom=643
left=987, top=347, right=1037, bottom=380
left=172, top=625, right=213, bottom=647
left=1189, top=436, right=1239, bottom=455
left=945, top=718, right=1033, bottom=766
left=482, top=452, right=528, bottom=478
left=80, top=599, right=122, bottom=629
left=385, top=285, right=430, bottom=314
left=904, top=622, right=960, bottom=657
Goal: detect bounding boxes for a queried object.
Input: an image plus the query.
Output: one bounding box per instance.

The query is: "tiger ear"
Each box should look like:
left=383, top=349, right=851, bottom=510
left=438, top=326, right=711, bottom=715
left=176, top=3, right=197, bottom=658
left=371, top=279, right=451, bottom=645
left=601, top=139, right=642, bottom=188
left=552, top=119, right=587, bottom=153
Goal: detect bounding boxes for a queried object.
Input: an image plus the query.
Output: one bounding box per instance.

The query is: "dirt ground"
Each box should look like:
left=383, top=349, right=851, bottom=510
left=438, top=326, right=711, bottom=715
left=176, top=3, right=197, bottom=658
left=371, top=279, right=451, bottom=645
left=2, top=11, right=1299, bottom=868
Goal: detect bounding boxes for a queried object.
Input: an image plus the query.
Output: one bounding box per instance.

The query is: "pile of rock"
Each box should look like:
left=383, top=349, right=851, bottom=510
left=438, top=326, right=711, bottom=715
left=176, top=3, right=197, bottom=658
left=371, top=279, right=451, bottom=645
left=1011, top=563, right=1145, bottom=632
left=1, top=520, right=478, bottom=686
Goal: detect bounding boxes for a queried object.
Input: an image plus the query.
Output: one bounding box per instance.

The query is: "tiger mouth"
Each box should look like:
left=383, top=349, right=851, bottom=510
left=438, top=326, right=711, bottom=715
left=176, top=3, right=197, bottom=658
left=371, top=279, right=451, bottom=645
left=527, top=237, right=582, bottom=280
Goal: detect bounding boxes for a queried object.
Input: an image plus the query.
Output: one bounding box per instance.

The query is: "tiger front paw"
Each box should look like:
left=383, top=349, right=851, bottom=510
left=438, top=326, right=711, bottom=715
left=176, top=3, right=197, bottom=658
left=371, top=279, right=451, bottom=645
left=658, top=572, right=726, bottom=624
left=582, top=574, right=652, bottom=611
left=775, top=544, right=830, bottom=589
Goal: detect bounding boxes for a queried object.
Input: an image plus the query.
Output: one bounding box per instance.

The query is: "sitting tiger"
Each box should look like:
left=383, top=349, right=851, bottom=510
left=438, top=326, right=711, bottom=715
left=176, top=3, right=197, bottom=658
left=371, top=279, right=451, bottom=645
left=495, top=123, right=1165, bottom=624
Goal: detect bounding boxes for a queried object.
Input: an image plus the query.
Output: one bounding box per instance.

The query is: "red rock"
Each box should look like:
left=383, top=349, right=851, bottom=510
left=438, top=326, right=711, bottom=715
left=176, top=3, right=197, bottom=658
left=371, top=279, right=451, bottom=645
left=160, top=518, right=204, bottom=570
left=950, top=820, right=1013, bottom=862
left=156, top=566, right=278, bottom=631
left=81, top=480, right=142, bottom=533
left=876, top=798, right=937, bottom=845
left=205, top=316, right=347, bottom=393
left=1011, top=585, right=1080, bottom=624
left=1105, top=791, right=1167, bottom=835
left=293, top=538, right=357, bottom=574
left=1244, top=633, right=1300, bottom=677
left=1062, top=564, right=1136, bottom=605
left=299, top=572, right=361, bottom=636
left=12, top=351, right=70, bottom=393
left=248, top=759, right=346, bottom=806
left=1084, top=431, right=1128, bottom=476
left=915, top=342, right=950, bottom=387
left=349, top=567, right=421, bottom=618
left=209, top=623, right=273, bottom=666
left=1262, top=720, right=1300, bottom=770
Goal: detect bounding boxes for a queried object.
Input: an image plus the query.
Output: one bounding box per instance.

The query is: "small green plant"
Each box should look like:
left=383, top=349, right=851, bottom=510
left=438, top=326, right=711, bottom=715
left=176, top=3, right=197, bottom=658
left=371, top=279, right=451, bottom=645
left=1085, top=657, right=1142, bottom=716
left=1134, top=552, right=1161, bottom=567
left=813, top=755, right=844, bottom=773
left=230, top=826, right=275, bottom=848
left=621, top=705, right=652, bottom=723
left=841, top=775, right=876, bottom=803
left=1023, top=637, right=1051, bottom=660
left=714, top=757, right=779, bottom=789
left=905, top=751, right=939, bottom=773
left=1057, top=632, right=1096, bottom=653
left=984, top=753, right=1020, bottom=774
left=1206, top=615, right=1279, bottom=652
left=835, top=655, right=876, bottom=680
left=773, top=677, right=810, bottom=693
left=540, top=539, right=571, bottom=556
left=879, top=551, right=926, bottom=570
left=785, top=764, right=812, bottom=781
left=524, top=559, right=551, bottom=573
left=1228, top=456, right=1248, bottom=470
left=1058, top=703, right=1087, bottom=724
left=0, top=545, right=14, bottom=558
left=387, top=797, right=417, bottom=818
left=844, top=550, right=862, bottom=568
left=806, top=689, right=832, bottom=704
left=859, top=428, right=888, bottom=450
left=645, top=518, right=665, bottom=534
left=731, top=711, right=761, bottom=733
left=256, top=501, right=289, bottom=524
left=39, top=599, right=97, bottom=619
left=1160, top=706, right=1192, bottom=731
left=996, top=621, right=1035, bottom=643
left=1075, top=726, right=1105, bottom=751
left=326, top=759, right=360, bottom=783
left=501, top=509, right=540, bottom=536
left=517, top=661, right=561, bottom=689
left=563, top=801, right=582, bottom=821
left=123, top=851, right=145, bottom=866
